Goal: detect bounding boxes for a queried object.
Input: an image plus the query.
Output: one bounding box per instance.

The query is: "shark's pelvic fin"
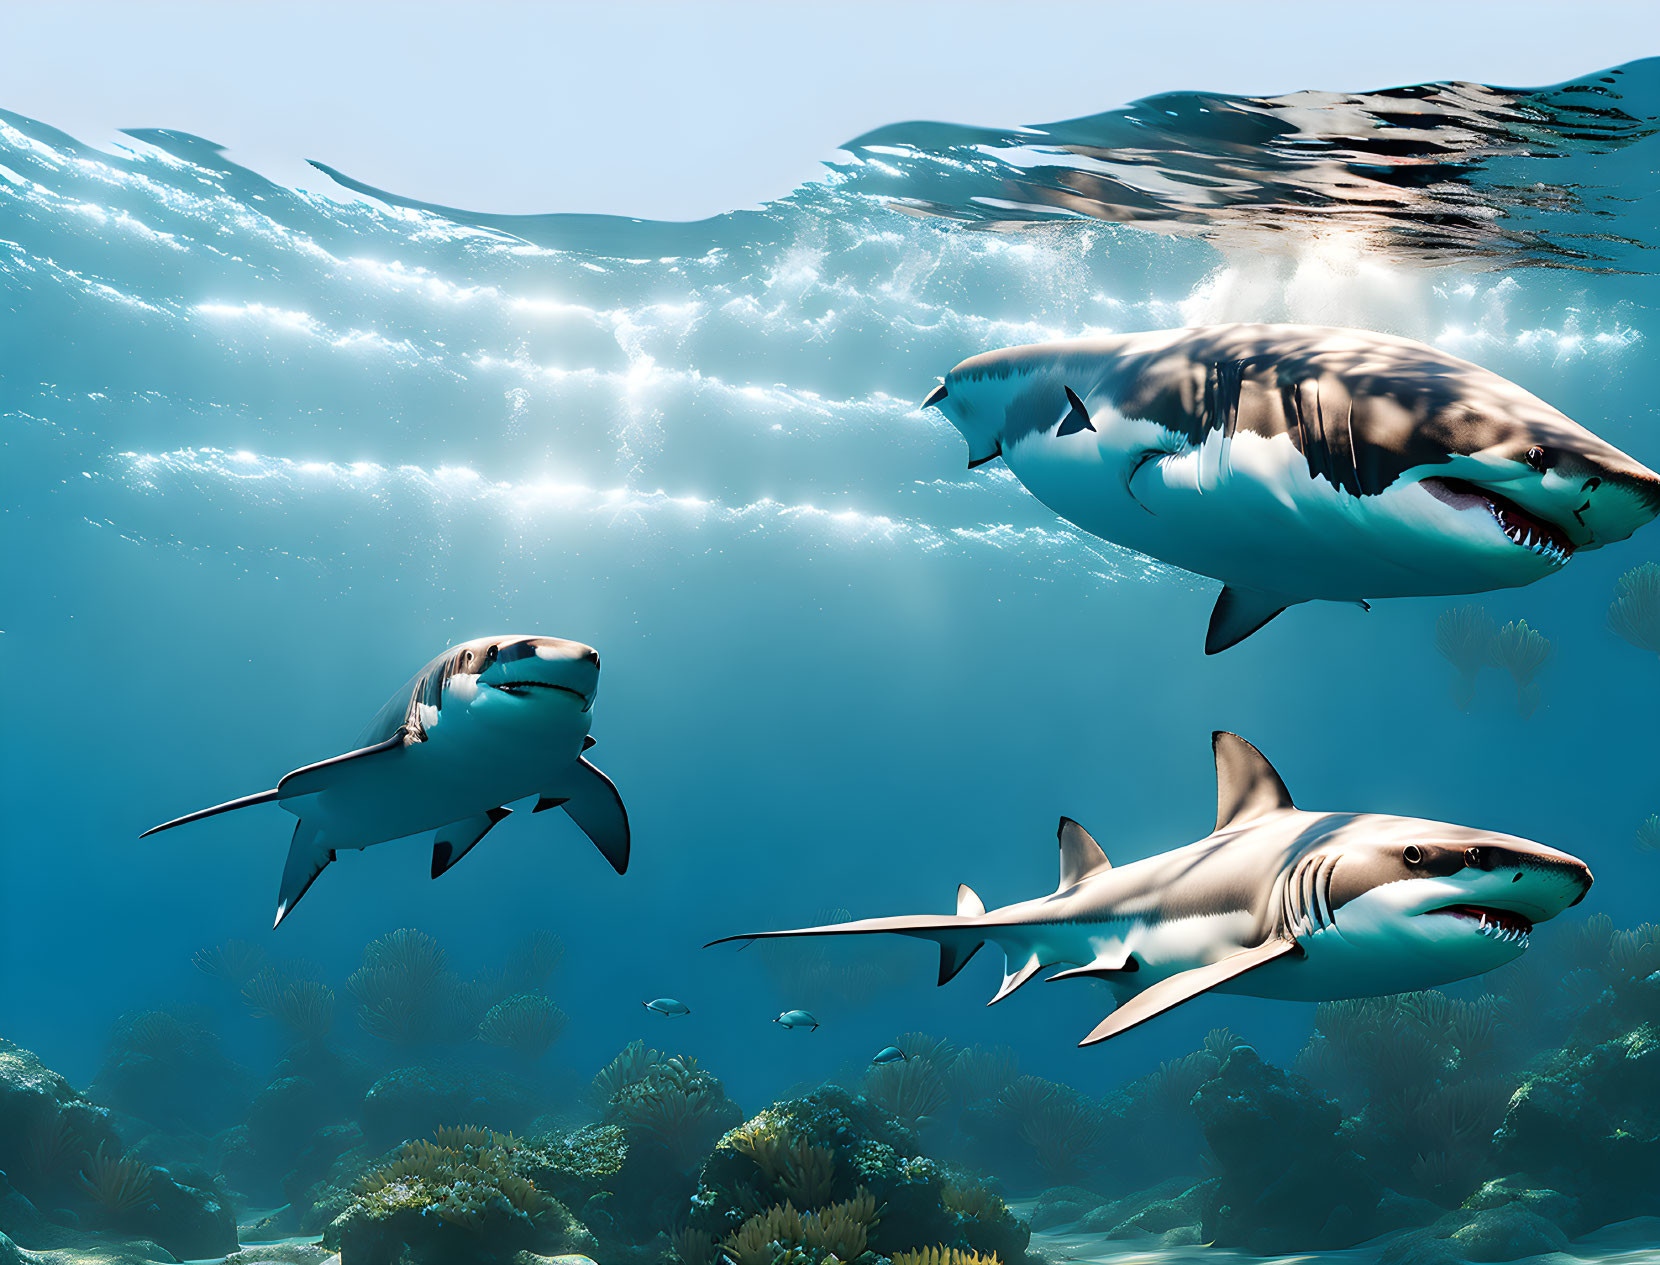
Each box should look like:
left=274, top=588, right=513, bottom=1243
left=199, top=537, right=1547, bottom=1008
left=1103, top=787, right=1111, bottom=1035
left=1057, top=817, right=1110, bottom=889
left=559, top=758, right=630, bottom=875
left=274, top=819, right=331, bottom=928
left=988, top=952, right=1044, bottom=1005
left=1079, top=938, right=1298, bottom=1045
left=431, top=806, right=512, bottom=879
left=1212, top=732, right=1296, bottom=832
left=1206, top=586, right=1296, bottom=655
left=1046, top=947, right=1137, bottom=982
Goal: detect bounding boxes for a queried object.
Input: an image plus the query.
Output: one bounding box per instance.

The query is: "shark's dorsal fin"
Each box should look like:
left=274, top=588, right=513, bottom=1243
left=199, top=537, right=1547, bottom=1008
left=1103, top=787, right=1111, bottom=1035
left=1057, top=817, right=1110, bottom=889
left=1213, top=731, right=1296, bottom=832
left=957, top=884, right=985, bottom=917
left=1079, top=938, right=1298, bottom=1045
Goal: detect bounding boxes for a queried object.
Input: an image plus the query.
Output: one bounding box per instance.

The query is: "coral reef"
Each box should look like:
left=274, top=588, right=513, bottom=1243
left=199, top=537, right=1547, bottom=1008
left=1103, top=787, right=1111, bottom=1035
left=478, top=994, right=570, bottom=1060
left=1434, top=604, right=1496, bottom=710
left=1608, top=560, right=1660, bottom=658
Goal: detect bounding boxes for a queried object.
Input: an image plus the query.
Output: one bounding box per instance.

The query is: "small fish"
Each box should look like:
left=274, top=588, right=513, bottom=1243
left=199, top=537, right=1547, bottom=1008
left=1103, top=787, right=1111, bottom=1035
left=871, top=1045, right=908, bottom=1065
left=774, top=1009, right=819, bottom=1030
left=644, top=998, right=691, bottom=1016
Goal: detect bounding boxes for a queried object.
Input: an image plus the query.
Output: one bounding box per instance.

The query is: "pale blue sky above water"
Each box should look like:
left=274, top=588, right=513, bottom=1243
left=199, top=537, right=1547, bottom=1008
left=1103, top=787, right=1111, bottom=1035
left=3, top=0, right=1658, bottom=220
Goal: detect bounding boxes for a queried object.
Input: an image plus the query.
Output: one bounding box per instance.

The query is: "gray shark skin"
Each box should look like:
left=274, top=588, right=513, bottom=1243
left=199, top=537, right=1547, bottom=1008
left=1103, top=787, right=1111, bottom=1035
left=923, top=324, right=1660, bottom=653
left=142, top=635, right=629, bottom=926
left=709, top=733, right=1592, bottom=1045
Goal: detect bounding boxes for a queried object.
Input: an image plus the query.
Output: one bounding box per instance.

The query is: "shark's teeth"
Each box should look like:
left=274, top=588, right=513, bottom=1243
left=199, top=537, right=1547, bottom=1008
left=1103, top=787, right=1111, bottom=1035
left=1473, top=912, right=1531, bottom=949
left=1492, top=506, right=1570, bottom=566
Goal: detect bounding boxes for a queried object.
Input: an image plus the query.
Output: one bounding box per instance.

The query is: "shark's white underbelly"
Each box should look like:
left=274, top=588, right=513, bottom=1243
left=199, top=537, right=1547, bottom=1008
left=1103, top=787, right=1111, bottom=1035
left=1005, top=423, right=1534, bottom=600
left=283, top=718, right=586, bottom=850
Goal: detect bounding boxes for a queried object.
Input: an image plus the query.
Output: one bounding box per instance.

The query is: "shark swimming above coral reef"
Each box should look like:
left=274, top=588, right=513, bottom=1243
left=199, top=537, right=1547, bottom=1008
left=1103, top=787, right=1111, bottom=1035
left=924, top=325, right=1660, bottom=653
left=142, top=635, right=629, bottom=926
left=710, top=733, right=1591, bottom=1045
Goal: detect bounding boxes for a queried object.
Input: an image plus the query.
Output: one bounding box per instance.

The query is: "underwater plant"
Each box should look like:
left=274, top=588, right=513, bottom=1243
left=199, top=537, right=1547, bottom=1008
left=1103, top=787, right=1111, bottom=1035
left=1435, top=604, right=1497, bottom=710
left=1636, top=814, right=1660, bottom=854
left=77, top=1140, right=153, bottom=1213
left=1608, top=560, right=1660, bottom=657
left=191, top=938, right=267, bottom=986
left=604, top=1054, right=741, bottom=1169
left=591, top=1038, right=664, bottom=1105
left=504, top=930, right=565, bottom=992
left=890, top=1247, right=1002, bottom=1265
left=348, top=928, right=458, bottom=1043
left=477, top=993, right=568, bottom=1059
left=671, top=1226, right=717, bottom=1265
left=1142, top=1050, right=1219, bottom=1112
left=941, top=1180, right=1007, bottom=1224
left=116, top=1010, right=189, bottom=1056
left=862, top=1052, right=952, bottom=1129
left=719, top=1191, right=880, bottom=1265
left=1561, top=912, right=1615, bottom=970
left=241, top=968, right=335, bottom=1042
left=1488, top=618, right=1552, bottom=717
left=727, top=1118, right=837, bottom=1208
left=25, top=1106, right=82, bottom=1180
left=1606, top=923, right=1660, bottom=980
left=950, top=1044, right=1019, bottom=1105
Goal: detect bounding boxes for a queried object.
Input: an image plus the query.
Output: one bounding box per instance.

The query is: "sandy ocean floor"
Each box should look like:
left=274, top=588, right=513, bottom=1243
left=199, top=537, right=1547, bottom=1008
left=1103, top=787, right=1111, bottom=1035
left=1027, top=1217, right=1660, bottom=1265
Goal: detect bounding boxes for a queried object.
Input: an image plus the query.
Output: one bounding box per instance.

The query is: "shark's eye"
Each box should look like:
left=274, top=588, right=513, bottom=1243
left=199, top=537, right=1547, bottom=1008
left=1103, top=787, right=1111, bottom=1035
left=1525, top=446, right=1548, bottom=471
left=485, top=645, right=498, bottom=663
left=1403, top=844, right=1424, bottom=866
left=1465, top=846, right=1490, bottom=869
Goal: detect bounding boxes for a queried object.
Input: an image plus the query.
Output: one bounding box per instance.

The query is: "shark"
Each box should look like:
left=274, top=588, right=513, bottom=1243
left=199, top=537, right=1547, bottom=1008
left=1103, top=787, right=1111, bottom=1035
left=923, top=324, right=1660, bottom=653
left=709, top=732, right=1592, bottom=1045
left=142, top=635, right=629, bottom=926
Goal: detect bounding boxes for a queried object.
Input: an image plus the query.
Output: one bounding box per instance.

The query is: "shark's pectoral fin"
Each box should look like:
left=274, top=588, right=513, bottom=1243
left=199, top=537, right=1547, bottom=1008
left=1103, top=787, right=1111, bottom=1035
left=1057, top=386, right=1095, bottom=436
left=988, top=952, right=1044, bottom=1005
left=1205, top=587, right=1299, bottom=655
left=558, top=758, right=630, bottom=875
left=274, top=819, right=331, bottom=929
left=1079, top=938, right=1298, bottom=1046
left=275, top=730, right=412, bottom=798
left=431, top=806, right=512, bottom=879
left=582, top=735, right=597, bottom=752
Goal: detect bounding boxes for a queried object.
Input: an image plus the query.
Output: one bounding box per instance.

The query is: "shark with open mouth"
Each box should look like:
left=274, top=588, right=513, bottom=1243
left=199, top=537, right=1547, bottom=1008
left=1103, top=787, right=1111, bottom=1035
left=142, top=635, right=629, bottom=925
left=923, top=324, right=1660, bottom=652
left=710, top=732, right=1592, bottom=1045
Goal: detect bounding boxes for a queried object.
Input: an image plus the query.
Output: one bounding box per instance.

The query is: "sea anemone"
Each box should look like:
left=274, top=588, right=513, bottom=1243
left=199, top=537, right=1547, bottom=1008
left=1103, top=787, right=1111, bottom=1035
left=1435, top=605, right=1496, bottom=710
left=1636, top=814, right=1660, bottom=854
left=477, top=993, right=568, bottom=1059
left=348, top=928, right=453, bottom=1043
left=1488, top=619, right=1552, bottom=717
left=891, top=1248, right=1002, bottom=1265
left=591, top=1039, right=663, bottom=1105
left=727, top=1121, right=836, bottom=1208
left=1608, top=561, right=1660, bottom=658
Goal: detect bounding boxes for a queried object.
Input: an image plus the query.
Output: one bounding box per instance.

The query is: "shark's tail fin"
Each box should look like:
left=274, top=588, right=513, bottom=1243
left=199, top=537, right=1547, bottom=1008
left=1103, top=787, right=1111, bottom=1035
left=706, top=884, right=990, bottom=987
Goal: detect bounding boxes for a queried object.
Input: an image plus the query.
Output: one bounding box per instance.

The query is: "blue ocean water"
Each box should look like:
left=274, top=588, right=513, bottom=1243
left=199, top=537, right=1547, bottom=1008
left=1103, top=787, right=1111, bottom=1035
left=2, top=58, right=1659, bottom=1263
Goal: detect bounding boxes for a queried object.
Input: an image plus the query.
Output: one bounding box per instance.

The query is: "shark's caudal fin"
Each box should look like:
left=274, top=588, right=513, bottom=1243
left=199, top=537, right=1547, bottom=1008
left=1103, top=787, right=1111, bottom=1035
left=1080, top=938, right=1298, bottom=1045
left=1205, top=586, right=1299, bottom=654
left=707, top=886, right=996, bottom=989
left=141, top=731, right=413, bottom=838
left=1212, top=731, right=1296, bottom=831
left=140, top=788, right=281, bottom=837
